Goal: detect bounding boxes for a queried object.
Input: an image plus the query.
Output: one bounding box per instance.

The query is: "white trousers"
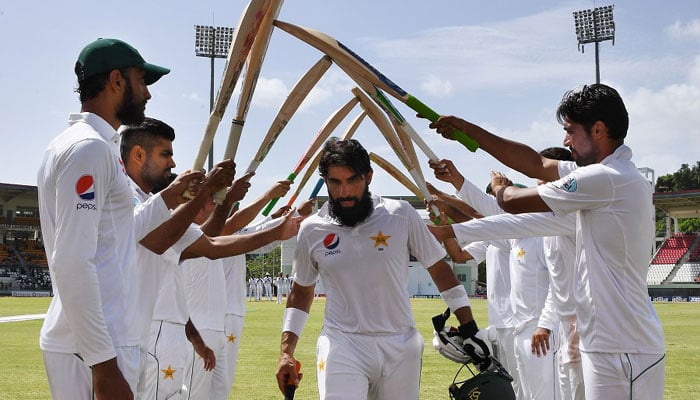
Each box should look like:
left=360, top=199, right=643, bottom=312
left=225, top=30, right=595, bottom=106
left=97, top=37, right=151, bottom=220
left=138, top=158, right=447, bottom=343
left=581, top=351, right=665, bottom=400
left=558, top=316, right=585, bottom=400
left=316, top=327, right=423, bottom=400
left=140, top=320, right=188, bottom=400
left=514, top=323, right=559, bottom=399
left=44, top=346, right=139, bottom=400
left=222, top=313, right=245, bottom=396
left=492, top=327, right=521, bottom=399
left=181, top=328, right=228, bottom=400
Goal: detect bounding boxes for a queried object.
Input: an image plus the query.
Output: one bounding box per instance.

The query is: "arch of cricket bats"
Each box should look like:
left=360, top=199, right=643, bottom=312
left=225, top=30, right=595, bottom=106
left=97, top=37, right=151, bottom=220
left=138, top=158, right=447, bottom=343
left=190, top=0, right=478, bottom=214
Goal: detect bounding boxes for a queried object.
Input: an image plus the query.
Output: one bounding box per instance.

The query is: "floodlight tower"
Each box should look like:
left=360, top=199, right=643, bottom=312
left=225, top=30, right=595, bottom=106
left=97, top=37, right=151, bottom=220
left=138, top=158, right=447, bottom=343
left=194, top=25, right=234, bottom=171
left=573, top=5, right=615, bottom=84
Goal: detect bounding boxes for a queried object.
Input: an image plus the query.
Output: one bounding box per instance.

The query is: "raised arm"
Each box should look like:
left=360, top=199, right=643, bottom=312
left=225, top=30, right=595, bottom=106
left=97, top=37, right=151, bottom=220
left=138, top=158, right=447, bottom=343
left=429, top=116, right=561, bottom=182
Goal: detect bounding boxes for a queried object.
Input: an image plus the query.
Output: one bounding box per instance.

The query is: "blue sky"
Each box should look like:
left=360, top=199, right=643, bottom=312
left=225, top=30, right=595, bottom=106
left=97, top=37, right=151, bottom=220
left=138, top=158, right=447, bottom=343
left=1, top=0, right=698, bottom=205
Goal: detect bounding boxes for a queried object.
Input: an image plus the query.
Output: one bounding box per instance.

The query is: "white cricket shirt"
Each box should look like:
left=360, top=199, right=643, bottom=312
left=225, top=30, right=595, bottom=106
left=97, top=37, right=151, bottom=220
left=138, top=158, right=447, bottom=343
left=465, top=241, right=514, bottom=329
left=151, top=225, right=202, bottom=324
left=539, top=144, right=664, bottom=354
left=38, top=113, right=168, bottom=366
left=294, top=195, right=446, bottom=334
left=183, top=254, right=226, bottom=332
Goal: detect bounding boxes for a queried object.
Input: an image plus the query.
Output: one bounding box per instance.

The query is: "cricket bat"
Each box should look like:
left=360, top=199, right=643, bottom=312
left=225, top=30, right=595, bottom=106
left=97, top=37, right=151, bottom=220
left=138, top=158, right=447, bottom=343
left=353, top=87, right=440, bottom=215
left=220, top=0, right=284, bottom=162
left=244, top=55, right=333, bottom=175
left=191, top=0, right=272, bottom=171
left=287, top=110, right=367, bottom=206
left=272, top=19, right=479, bottom=152
left=369, top=152, right=423, bottom=198
left=262, top=96, right=359, bottom=215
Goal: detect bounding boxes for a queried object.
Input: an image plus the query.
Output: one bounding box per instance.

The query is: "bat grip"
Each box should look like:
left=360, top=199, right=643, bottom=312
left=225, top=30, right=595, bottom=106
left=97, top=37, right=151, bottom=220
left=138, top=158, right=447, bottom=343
left=262, top=172, right=297, bottom=216
left=405, top=96, right=479, bottom=152
left=284, top=359, right=302, bottom=400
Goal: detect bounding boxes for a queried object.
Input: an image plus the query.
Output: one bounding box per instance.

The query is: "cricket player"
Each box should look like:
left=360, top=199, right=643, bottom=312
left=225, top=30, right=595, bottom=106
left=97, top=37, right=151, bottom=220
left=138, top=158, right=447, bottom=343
left=38, top=38, right=176, bottom=400
left=275, top=138, right=489, bottom=399
left=429, top=83, right=666, bottom=399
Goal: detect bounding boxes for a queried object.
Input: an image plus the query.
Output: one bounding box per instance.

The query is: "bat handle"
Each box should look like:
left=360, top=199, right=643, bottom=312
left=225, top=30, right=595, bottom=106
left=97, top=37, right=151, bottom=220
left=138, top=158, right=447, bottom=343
left=284, top=360, right=302, bottom=400
left=263, top=172, right=297, bottom=216
left=405, top=96, right=479, bottom=152
left=309, top=178, right=324, bottom=199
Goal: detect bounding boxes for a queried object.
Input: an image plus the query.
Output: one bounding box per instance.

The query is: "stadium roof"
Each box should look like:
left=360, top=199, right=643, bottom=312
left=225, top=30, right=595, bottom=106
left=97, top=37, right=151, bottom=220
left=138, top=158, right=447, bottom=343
left=0, top=183, right=37, bottom=204
left=653, top=189, right=700, bottom=219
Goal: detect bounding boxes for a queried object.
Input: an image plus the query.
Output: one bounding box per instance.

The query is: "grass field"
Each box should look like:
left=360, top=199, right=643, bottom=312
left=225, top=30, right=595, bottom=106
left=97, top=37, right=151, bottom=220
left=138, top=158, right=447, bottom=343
left=0, top=297, right=698, bottom=399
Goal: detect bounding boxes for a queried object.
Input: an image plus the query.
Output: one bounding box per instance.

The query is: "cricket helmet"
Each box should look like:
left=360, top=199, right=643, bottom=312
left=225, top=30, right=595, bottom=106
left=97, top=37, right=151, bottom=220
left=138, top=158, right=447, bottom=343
left=448, top=358, right=515, bottom=400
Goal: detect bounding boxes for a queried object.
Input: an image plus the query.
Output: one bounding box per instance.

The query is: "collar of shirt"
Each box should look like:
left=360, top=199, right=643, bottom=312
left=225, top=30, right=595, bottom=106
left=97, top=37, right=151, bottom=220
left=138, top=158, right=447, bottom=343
left=601, top=144, right=632, bottom=164
left=68, top=112, right=119, bottom=144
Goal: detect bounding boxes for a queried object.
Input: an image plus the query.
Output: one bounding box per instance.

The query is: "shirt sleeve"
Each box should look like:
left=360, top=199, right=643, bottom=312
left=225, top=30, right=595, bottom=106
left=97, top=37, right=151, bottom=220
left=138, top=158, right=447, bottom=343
left=132, top=192, right=171, bottom=241
left=453, top=212, right=575, bottom=243
left=239, top=217, right=282, bottom=254
left=292, top=223, right=319, bottom=287
left=456, top=178, right=504, bottom=216
left=405, top=203, right=447, bottom=269
left=538, top=164, right=613, bottom=217
left=464, top=241, right=487, bottom=264
left=51, top=139, right=116, bottom=365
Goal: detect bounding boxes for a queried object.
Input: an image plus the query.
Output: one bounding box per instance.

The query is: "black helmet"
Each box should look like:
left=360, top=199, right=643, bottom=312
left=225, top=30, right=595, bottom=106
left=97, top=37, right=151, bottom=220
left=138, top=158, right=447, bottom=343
left=448, top=358, right=516, bottom=400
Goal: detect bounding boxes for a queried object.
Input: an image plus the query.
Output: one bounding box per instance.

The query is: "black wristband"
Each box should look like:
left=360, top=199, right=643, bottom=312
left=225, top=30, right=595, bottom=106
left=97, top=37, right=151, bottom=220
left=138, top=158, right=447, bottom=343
left=458, top=320, right=479, bottom=338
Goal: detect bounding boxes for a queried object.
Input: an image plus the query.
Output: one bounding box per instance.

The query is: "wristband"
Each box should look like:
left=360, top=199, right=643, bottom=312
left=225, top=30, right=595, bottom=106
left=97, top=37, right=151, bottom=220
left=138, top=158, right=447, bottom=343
left=440, top=284, right=471, bottom=313
left=282, top=307, right=309, bottom=338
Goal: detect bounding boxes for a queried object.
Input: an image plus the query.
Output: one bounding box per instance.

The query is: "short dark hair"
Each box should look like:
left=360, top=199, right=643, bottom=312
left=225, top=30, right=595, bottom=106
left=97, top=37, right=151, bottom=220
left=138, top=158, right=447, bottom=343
left=318, top=138, right=372, bottom=177
left=74, top=64, right=129, bottom=103
left=556, top=83, right=629, bottom=141
left=539, top=147, right=573, bottom=161
left=120, top=117, right=176, bottom=163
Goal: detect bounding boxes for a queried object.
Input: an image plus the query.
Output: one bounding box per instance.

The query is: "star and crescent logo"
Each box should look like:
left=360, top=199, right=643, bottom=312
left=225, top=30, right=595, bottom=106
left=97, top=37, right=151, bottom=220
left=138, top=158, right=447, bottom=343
left=370, top=230, right=391, bottom=248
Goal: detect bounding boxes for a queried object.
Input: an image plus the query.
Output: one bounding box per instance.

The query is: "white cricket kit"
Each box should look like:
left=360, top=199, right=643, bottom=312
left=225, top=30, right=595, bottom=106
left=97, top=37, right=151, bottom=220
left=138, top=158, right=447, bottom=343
left=464, top=241, right=520, bottom=397
left=294, top=196, right=445, bottom=399
left=141, top=226, right=202, bottom=399
left=539, top=145, right=665, bottom=399
left=182, top=254, right=228, bottom=400
left=38, top=113, right=171, bottom=397
left=220, top=217, right=282, bottom=396
left=455, top=178, right=558, bottom=399
left=295, top=195, right=446, bottom=333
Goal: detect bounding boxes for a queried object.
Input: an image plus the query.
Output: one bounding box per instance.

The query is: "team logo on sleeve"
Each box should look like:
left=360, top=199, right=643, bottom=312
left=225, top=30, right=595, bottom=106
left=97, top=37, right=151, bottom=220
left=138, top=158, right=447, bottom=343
left=75, top=175, right=95, bottom=200
left=554, top=176, right=578, bottom=193
left=323, top=233, right=341, bottom=256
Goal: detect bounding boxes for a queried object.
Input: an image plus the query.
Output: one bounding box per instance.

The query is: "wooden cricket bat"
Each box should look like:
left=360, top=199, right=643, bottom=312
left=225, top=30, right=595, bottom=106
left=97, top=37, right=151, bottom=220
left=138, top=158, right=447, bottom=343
left=262, top=96, right=359, bottom=215
left=221, top=0, right=284, bottom=162
left=191, top=0, right=272, bottom=172
left=369, top=153, right=423, bottom=198
left=287, top=110, right=367, bottom=206
left=272, top=19, right=479, bottom=152
left=244, top=55, right=332, bottom=176
left=212, top=0, right=284, bottom=204
left=353, top=88, right=440, bottom=215
left=353, top=78, right=443, bottom=166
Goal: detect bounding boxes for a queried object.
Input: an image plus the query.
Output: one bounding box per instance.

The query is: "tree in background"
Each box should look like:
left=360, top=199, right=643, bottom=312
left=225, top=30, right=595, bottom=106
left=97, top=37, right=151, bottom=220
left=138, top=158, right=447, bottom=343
left=655, top=161, right=700, bottom=235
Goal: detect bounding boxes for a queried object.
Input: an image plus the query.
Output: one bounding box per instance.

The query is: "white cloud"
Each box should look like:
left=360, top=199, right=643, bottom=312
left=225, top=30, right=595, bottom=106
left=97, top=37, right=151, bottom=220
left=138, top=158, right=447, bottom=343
left=421, top=74, right=454, bottom=97
left=251, top=77, right=289, bottom=109
left=667, top=19, right=700, bottom=40
left=183, top=92, right=206, bottom=105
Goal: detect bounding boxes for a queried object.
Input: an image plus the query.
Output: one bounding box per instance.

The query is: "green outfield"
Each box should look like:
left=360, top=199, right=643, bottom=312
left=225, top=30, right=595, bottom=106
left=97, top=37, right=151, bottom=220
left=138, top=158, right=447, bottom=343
left=0, top=297, right=697, bottom=399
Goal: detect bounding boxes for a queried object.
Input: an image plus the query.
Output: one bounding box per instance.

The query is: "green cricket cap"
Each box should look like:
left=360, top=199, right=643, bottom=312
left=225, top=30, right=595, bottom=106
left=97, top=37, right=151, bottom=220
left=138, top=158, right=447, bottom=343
left=76, top=38, right=170, bottom=85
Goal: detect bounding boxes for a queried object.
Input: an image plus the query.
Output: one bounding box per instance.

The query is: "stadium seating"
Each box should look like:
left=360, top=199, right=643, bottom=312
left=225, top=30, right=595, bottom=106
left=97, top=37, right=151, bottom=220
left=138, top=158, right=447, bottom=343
left=647, top=264, right=675, bottom=285
left=672, top=262, right=700, bottom=283
left=651, top=233, right=697, bottom=265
